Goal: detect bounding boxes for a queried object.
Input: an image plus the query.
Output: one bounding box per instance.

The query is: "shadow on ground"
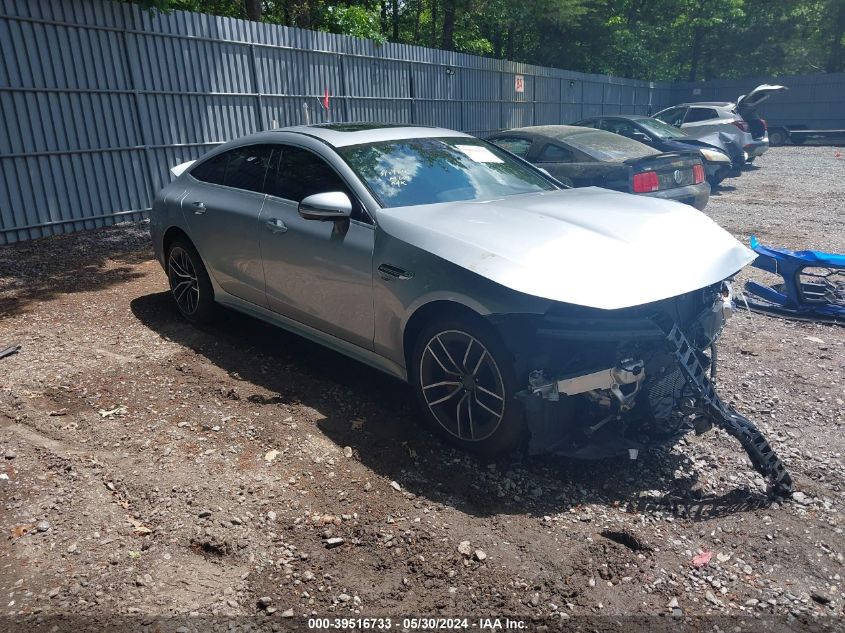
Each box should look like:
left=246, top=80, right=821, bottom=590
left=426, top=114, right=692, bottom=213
left=0, top=223, right=152, bottom=317
left=131, top=291, right=774, bottom=522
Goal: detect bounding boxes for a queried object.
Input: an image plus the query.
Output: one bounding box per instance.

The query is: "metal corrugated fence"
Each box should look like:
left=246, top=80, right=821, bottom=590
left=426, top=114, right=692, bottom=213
left=0, top=0, right=666, bottom=244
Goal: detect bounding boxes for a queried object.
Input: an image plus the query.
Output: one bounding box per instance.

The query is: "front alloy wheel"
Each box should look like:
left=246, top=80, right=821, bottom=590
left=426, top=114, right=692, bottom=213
left=419, top=330, right=506, bottom=442
left=412, top=316, right=524, bottom=456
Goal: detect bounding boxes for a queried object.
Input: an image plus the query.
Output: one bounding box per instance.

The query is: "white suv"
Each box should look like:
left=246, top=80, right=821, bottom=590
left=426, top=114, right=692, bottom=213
left=654, top=84, right=786, bottom=164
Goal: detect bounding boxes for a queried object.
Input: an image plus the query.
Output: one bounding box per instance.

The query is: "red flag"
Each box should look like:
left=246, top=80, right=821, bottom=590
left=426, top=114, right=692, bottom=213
left=322, top=87, right=330, bottom=112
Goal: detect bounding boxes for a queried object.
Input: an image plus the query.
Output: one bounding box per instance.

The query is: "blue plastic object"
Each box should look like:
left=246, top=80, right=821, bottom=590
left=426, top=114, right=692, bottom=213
left=744, top=236, right=845, bottom=323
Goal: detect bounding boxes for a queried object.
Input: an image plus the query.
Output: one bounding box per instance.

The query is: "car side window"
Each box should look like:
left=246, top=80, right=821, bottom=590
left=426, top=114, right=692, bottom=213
left=684, top=107, right=718, bottom=123
left=223, top=145, right=274, bottom=193
left=537, top=143, right=574, bottom=163
left=599, top=119, right=637, bottom=137
left=489, top=137, right=532, bottom=158
left=267, top=145, right=368, bottom=222
left=656, top=107, right=687, bottom=127
left=190, top=151, right=229, bottom=185
left=191, top=145, right=273, bottom=193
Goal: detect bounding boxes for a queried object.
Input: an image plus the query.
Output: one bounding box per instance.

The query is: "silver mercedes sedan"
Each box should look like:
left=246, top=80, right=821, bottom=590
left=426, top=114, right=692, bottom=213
left=150, top=123, right=792, bottom=495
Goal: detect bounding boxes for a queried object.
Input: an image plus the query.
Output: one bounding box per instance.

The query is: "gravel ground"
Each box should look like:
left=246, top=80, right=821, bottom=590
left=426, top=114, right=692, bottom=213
left=0, top=146, right=843, bottom=632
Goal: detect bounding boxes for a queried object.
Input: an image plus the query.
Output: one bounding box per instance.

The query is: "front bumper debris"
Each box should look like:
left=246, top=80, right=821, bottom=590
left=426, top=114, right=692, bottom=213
left=661, top=322, right=793, bottom=496
left=517, top=313, right=793, bottom=497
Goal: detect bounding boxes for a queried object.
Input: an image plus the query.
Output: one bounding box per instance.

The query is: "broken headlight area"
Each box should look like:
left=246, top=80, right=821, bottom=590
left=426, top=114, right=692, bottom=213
left=506, top=280, right=792, bottom=496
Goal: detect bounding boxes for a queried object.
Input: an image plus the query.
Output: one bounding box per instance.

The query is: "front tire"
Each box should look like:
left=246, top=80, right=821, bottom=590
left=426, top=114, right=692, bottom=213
left=410, top=314, right=525, bottom=457
left=166, top=238, right=215, bottom=323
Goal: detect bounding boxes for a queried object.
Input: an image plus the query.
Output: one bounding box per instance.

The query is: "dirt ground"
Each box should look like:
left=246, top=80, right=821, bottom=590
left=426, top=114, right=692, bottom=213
left=1, top=147, right=843, bottom=632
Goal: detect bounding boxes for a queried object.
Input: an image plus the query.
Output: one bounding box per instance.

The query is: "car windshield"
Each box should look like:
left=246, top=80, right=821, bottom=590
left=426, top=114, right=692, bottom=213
left=561, top=130, right=659, bottom=161
left=636, top=117, right=689, bottom=139
left=337, top=137, right=557, bottom=208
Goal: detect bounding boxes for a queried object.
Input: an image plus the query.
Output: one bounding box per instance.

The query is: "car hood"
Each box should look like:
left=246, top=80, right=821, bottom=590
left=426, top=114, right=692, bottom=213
left=377, top=188, right=755, bottom=310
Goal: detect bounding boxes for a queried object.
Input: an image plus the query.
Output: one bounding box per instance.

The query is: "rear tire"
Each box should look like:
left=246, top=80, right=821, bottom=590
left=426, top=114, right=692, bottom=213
left=166, top=238, right=216, bottom=324
left=410, top=314, right=525, bottom=457
left=768, top=128, right=788, bottom=147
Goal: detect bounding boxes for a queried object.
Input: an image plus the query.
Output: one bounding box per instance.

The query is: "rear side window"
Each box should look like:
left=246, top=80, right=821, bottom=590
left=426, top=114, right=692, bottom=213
left=191, top=152, right=228, bottom=185
left=224, top=145, right=274, bottom=192
left=191, top=144, right=273, bottom=193
left=537, top=143, right=575, bottom=163
left=684, top=108, right=718, bottom=123
left=490, top=137, right=532, bottom=158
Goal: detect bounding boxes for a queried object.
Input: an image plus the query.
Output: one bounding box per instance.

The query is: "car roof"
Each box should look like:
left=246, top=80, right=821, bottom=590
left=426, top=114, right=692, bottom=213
left=675, top=102, right=735, bottom=108
left=275, top=123, right=472, bottom=147
left=581, top=114, right=651, bottom=121
left=495, top=125, right=598, bottom=140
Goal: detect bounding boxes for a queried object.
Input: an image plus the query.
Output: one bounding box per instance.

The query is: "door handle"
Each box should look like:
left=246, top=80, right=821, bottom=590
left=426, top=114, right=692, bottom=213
left=191, top=201, right=206, bottom=215
left=265, top=218, right=288, bottom=234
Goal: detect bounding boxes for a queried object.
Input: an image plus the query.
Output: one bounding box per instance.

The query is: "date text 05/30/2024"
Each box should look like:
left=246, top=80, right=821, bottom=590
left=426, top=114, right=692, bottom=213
left=307, top=617, right=527, bottom=630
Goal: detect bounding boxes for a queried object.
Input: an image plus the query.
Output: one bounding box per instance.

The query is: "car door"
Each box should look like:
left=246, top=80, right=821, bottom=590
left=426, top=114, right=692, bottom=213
left=182, top=144, right=273, bottom=307
left=259, top=144, right=375, bottom=350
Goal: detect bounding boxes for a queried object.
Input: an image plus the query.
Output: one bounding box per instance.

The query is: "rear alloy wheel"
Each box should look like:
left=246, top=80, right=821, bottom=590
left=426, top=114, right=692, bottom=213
left=166, top=239, right=215, bottom=323
left=412, top=316, right=524, bottom=456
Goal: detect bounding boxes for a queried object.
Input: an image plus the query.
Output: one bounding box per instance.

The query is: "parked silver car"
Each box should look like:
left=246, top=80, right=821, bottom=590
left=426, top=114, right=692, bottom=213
left=150, top=123, right=792, bottom=493
left=653, top=84, right=786, bottom=163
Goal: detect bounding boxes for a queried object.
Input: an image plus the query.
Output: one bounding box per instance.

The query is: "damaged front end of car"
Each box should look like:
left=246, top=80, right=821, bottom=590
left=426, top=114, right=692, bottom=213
left=502, top=279, right=793, bottom=496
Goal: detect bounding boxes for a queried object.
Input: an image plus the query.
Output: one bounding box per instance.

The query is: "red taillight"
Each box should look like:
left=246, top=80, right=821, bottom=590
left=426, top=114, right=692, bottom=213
left=632, top=171, right=660, bottom=193
left=693, top=163, right=705, bottom=184
left=733, top=120, right=750, bottom=132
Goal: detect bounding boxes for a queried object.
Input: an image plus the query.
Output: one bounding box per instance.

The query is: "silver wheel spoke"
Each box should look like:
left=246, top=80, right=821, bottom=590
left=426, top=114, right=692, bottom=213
left=435, top=335, right=463, bottom=374
left=472, top=349, right=488, bottom=377
left=474, top=392, right=502, bottom=418
left=476, top=384, right=504, bottom=401
left=174, top=280, right=193, bottom=303
left=461, top=337, right=474, bottom=372
left=456, top=391, right=469, bottom=436
left=425, top=342, right=461, bottom=377
left=427, top=386, right=463, bottom=406
left=422, top=380, right=461, bottom=391
left=466, top=393, right=475, bottom=440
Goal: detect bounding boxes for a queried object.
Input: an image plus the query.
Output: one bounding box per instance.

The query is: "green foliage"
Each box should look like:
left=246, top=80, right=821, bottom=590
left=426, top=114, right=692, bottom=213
left=323, top=4, right=386, bottom=42
left=129, top=0, right=845, bottom=78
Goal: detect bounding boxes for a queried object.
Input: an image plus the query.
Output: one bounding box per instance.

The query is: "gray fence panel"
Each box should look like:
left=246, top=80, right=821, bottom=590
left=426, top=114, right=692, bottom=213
left=12, top=1, right=842, bottom=244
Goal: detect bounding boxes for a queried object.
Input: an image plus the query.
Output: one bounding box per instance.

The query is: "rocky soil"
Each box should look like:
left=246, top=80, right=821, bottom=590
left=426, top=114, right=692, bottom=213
left=1, top=147, right=843, bottom=632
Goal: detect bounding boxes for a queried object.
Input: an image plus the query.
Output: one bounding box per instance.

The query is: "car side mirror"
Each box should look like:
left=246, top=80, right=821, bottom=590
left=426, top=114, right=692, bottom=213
left=298, top=192, right=353, bottom=221
left=632, top=132, right=650, bottom=143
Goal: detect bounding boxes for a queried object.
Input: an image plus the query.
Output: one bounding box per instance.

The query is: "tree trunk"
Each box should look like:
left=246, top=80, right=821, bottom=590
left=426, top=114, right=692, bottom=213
left=826, top=0, right=845, bottom=72
left=492, top=30, right=502, bottom=58
left=392, top=0, right=400, bottom=41
left=381, top=1, right=388, bottom=35
left=245, top=0, right=262, bottom=22
left=688, top=24, right=703, bottom=81
left=412, top=0, right=421, bottom=43
left=506, top=24, right=514, bottom=60
left=431, top=0, right=438, bottom=47
left=441, top=0, right=456, bottom=51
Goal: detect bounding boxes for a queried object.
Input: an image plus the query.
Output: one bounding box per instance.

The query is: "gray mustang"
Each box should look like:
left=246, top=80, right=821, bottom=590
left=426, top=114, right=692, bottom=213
left=150, top=123, right=792, bottom=494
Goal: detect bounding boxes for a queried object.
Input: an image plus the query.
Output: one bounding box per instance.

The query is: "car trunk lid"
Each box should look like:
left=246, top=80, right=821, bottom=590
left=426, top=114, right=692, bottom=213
left=625, top=152, right=704, bottom=193
left=736, top=84, right=787, bottom=140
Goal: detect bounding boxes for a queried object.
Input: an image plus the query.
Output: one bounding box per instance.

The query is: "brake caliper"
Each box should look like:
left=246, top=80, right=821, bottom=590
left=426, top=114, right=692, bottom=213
left=663, top=323, right=793, bottom=497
